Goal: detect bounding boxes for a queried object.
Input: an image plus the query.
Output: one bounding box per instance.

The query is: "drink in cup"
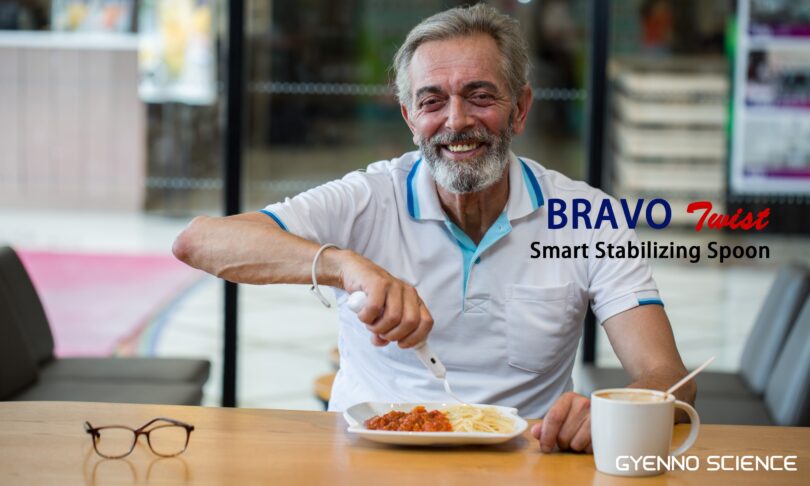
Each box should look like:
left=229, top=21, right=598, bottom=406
left=591, top=388, right=700, bottom=477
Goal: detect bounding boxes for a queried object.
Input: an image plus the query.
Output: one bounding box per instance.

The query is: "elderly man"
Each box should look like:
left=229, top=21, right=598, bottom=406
left=173, top=4, right=695, bottom=453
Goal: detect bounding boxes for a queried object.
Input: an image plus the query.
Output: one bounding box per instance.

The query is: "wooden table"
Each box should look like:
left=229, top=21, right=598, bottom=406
left=1, top=401, right=808, bottom=485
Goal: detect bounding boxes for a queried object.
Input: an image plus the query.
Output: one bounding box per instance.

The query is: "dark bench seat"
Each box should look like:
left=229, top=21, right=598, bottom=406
left=0, top=246, right=209, bottom=406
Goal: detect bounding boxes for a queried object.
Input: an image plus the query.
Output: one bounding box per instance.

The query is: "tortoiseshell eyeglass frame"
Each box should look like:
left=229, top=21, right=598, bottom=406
left=84, top=418, right=194, bottom=459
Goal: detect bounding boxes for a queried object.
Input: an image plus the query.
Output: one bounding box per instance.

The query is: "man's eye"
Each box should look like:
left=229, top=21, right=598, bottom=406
left=472, top=93, right=494, bottom=102
left=420, top=99, right=443, bottom=110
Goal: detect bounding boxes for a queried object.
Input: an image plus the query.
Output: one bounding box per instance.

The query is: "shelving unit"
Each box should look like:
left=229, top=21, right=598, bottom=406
left=608, top=56, right=729, bottom=225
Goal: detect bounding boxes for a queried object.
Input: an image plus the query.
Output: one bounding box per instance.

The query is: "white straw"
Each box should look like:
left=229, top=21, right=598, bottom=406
left=667, top=356, right=716, bottom=396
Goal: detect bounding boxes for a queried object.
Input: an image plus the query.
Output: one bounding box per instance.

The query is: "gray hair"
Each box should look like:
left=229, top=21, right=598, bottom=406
left=392, top=4, right=531, bottom=108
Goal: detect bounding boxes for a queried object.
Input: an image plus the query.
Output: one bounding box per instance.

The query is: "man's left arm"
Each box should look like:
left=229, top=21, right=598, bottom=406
left=532, top=304, right=694, bottom=453
left=603, top=304, right=695, bottom=412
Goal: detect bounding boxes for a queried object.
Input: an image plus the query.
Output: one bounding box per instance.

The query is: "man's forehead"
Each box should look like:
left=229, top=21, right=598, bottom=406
left=408, top=34, right=507, bottom=93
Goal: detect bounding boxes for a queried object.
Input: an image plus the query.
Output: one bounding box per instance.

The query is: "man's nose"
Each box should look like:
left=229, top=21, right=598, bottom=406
left=444, top=96, right=474, bottom=132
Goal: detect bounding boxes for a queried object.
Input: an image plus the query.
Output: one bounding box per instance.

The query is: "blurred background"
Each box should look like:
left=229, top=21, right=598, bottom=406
left=1, top=0, right=809, bottom=413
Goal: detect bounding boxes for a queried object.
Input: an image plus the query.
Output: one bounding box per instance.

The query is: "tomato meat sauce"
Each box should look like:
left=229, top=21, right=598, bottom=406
left=364, top=406, right=453, bottom=432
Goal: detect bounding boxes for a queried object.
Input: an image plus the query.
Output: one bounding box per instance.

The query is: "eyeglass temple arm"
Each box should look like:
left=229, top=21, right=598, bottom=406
left=136, top=417, right=194, bottom=433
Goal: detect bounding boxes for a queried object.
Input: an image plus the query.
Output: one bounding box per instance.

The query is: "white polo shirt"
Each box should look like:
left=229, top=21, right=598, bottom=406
left=262, top=151, right=661, bottom=418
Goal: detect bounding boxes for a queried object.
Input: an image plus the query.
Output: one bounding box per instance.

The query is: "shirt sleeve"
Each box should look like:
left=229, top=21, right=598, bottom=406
left=260, top=171, right=381, bottom=251
left=587, top=196, right=663, bottom=325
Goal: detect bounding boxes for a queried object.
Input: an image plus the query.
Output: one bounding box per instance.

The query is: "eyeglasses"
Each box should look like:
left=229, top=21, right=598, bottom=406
left=84, top=418, right=194, bottom=459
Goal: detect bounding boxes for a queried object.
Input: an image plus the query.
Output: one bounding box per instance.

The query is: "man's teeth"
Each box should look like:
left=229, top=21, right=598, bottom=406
left=447, top=143, right=480, bottom=152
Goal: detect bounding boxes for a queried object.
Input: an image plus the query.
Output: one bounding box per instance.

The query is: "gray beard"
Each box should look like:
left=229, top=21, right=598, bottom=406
left=418, top=126, right=513, bottom=194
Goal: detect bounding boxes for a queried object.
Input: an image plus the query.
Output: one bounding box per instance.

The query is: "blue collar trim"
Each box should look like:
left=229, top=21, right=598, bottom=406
left=406, top=158, right=422, bottom=219
left=519, top=159, right=544, bottom=210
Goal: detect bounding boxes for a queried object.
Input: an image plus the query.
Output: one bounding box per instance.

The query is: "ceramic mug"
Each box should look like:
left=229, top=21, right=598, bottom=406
left=591, top=388, right=700, bottom=477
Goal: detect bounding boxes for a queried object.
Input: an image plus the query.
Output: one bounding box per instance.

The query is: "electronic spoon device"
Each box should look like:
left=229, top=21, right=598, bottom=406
left=346, top=290, right=466, bottom=403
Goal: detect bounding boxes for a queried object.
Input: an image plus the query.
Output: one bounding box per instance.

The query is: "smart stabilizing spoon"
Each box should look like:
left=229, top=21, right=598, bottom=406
left=346, top=291, right=466, bottom=403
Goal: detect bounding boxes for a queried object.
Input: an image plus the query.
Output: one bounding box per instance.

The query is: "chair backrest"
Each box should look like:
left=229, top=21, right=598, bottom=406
left=765, top=297, right=810, bottom=426
left=0, top=282, right=39, bottom=400
left=0, top=246, right=55, bottom=364
left=740, top=264, right=810, bottom=393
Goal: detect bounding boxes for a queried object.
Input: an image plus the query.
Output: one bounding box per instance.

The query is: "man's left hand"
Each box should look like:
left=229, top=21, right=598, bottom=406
left=530, top=391, right=592, bottom=453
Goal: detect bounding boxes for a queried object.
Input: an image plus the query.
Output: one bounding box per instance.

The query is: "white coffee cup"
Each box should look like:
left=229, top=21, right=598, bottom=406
left=591, top=388, right=700, bottom=477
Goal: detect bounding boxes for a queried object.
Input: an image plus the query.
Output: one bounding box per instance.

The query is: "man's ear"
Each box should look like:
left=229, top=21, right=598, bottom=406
left=511, top=85, right=533, bottom=135
left=401, top=103, right=419, bottom=145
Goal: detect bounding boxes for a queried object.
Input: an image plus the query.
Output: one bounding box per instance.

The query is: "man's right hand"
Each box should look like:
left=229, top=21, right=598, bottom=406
left=330, top=249, right=434, bottom=349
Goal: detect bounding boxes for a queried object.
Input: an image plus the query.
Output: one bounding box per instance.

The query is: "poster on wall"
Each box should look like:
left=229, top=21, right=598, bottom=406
left=51, top=0, right=134, bottom=32
left=137, top=0, right=216, bottom=106
left=730, top=0, right=810, bottom=195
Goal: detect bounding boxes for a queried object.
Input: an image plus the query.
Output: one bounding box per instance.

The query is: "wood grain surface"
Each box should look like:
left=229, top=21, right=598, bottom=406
left=0, top=401, right=807, bottom=485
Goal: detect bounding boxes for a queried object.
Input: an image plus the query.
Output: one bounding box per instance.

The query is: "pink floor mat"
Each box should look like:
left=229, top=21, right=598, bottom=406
left=17, top=250, right=204, bottom=357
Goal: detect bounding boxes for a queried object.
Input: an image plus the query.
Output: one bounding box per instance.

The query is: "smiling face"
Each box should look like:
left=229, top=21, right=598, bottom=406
left=401, top=34, right=532, bottom=194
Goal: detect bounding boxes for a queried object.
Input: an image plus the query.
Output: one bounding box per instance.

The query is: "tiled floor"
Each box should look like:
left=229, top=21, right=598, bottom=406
left=2, top=208, right=808, bottom=410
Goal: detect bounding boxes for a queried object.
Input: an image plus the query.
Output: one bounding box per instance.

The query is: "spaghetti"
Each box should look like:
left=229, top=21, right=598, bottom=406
left=363, top=405, right=515, bottom=433
left=443, top=405, right=514, bottom=433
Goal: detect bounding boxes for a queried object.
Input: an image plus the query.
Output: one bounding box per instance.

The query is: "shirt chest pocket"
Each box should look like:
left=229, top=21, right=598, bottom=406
left=505, top=283, right=579, bottom=374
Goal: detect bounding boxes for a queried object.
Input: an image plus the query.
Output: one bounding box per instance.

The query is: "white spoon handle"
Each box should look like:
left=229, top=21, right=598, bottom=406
left=346, top=290, right=446, bottom=379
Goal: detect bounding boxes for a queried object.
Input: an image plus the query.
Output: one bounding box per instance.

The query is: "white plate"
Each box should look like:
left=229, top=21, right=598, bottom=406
left=343, top=402, right=528, bottom=446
